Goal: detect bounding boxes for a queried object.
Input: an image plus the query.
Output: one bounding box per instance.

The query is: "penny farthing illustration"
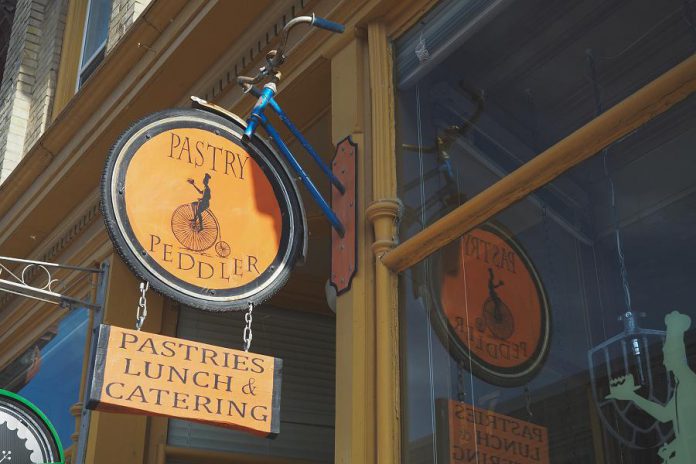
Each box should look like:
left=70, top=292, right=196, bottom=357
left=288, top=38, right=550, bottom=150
left=171, top=174, right=231, bottom=257
left=477, top=267, right=515, bottom=340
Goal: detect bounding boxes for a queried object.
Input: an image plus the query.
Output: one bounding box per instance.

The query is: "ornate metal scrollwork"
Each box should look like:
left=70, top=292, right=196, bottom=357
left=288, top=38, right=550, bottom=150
left=0, top=261, right=59, bottom=292
left=0, top=256, right=102, bottom=309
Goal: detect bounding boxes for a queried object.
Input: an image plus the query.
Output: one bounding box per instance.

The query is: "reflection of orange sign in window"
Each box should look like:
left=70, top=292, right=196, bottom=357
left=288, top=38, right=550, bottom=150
left=435, top=223, right=550, bottom=386
left=439, top=400, right=549, bottom=464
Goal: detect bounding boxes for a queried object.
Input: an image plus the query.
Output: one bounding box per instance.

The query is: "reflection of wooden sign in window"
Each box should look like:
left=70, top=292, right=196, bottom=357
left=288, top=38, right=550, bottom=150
left=87, top=325, right=282, bottom=437
left=101, top=108, right=306, bottom=311
left=430, top=223, right=551, bottom=386
left=437, top=399, right=549, bottom=464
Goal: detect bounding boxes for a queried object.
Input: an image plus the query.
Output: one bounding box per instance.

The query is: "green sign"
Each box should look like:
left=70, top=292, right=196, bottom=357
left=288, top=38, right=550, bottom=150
left=0, top=389, right=63, bottom=463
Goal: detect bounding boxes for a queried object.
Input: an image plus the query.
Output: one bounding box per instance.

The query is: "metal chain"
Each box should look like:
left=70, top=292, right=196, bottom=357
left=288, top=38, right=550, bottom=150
left=135, top=281, right=149, bottom=331
left=457, top=358, right=467, bottom=402
left=524, top=386, right=534, bottom=418
left=243, top=302, right=254, bottom=352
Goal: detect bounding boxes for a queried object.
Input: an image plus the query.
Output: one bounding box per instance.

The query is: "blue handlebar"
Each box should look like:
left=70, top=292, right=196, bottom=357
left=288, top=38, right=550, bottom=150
left=312, top=16, right=345, bottom=33
left=244, top=85, right=275, bottom=141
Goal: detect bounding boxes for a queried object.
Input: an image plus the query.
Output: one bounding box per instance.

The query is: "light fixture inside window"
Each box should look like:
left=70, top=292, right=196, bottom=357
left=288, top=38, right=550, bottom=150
left=586, top=49, right=673, bottom=451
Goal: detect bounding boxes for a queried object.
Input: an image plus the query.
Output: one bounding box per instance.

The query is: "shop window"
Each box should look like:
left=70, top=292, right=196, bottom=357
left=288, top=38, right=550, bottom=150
left=77, top=0, right=111, bottom=88
left=396, top=0, right=696, bottom=462
left=0, top=308, right=89, bottom=447
left=166, top=305, right=335, bottom=463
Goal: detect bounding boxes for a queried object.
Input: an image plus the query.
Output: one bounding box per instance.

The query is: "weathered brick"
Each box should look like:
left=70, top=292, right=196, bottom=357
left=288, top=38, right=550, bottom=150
left=0, top=0, right=69, bottom=182
left=106, top=0, right=153, bottom=53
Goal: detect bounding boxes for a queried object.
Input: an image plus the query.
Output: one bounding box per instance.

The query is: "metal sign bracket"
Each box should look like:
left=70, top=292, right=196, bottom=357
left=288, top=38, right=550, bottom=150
left=330, top=136, right=358, bottom=295
left=0, top=256, right=103, bottom=309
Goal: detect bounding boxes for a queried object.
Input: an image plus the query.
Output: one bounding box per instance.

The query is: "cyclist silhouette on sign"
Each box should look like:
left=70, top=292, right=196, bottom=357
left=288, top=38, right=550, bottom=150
left=187, top=173, right=211, bottom=232
left=478, top=267, right=515, bottom=340
left=488, top=267, right=504, bottom=299
left=171, top=173, right=229, bottom=256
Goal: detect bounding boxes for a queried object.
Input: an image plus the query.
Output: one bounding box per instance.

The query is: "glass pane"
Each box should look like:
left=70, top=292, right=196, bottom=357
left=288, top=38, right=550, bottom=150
left=396, top=0, right=696, bottom=462
left=0, top=308, right=89, bottom=446
left=396, top=0, right=696, bottom=238
left=81, top=0, right=111, bottom=67
left=400, top=92, right=696, bottom=462
left=78, top=46, right=106, bottom=87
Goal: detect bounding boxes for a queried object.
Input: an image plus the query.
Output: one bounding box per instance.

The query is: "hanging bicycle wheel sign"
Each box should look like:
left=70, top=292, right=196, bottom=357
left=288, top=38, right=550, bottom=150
left=102, top=14, right=350, bottom=311
left=429, top=223, right=551, bottom=386
left=101, top=108, right=306, bottom=311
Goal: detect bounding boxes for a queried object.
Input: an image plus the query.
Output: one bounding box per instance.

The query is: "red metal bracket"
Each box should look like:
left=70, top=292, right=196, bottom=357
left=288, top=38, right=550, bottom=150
left=330, top=137, right=357, bottom=295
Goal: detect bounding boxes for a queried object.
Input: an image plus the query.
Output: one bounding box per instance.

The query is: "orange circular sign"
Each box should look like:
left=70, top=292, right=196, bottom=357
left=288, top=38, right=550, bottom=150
left=102, top=109, right=305, bottom=310
left=433, top=223, right=550, bottom=385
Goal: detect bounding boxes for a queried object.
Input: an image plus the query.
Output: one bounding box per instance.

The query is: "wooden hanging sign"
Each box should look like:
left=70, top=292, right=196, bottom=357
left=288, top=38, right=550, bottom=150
left=86, top=325, right=282, bottom=437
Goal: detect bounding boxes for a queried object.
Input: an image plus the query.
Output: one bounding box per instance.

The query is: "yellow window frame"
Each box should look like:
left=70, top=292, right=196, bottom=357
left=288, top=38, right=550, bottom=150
left=53, top=0, right=90, bottom=117
left=382, top=54, right=696, bottom=273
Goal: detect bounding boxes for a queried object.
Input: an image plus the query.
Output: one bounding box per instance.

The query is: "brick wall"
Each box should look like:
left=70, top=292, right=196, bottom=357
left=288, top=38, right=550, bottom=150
left=0, top=3, right=17, bottom=86
left=24, top=0, right=68, bottom=152
left=0, top=0, right=150, bottom=184
left=0, top=0, right=69, bottom=183
left=0, top=0, right=43, bottom=182
left=106, top=0, right=151, bottom=53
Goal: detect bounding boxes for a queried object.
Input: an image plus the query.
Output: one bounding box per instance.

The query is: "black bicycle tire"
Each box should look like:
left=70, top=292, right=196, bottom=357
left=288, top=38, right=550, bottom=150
left=101, top=107, right=305, bottom=311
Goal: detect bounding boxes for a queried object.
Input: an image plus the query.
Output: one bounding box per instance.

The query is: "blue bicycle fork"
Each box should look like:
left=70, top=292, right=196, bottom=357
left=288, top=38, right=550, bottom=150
left=244, top=84, right=346, bottom=237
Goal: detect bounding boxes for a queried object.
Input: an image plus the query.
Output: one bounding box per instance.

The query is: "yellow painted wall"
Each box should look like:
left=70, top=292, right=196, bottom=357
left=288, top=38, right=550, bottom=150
left=0, top=0, right=445, bottom=462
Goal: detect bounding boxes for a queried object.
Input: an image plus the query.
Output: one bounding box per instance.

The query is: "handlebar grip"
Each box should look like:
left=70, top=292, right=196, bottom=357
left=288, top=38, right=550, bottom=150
left=312, top=15, right=345, bottom=33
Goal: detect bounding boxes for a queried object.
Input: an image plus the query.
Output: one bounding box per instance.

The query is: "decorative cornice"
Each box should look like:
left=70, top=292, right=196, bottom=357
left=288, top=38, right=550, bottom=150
left=0, top=201, right=100, bottom=309
left=197, top=0, right=311, bottom=102
left=41, top=202, right=100, bottom=264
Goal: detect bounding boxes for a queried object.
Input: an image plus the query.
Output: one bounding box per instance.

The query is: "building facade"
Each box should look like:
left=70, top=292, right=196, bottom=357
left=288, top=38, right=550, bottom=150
left=0, top=0, right=695, bottom=463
